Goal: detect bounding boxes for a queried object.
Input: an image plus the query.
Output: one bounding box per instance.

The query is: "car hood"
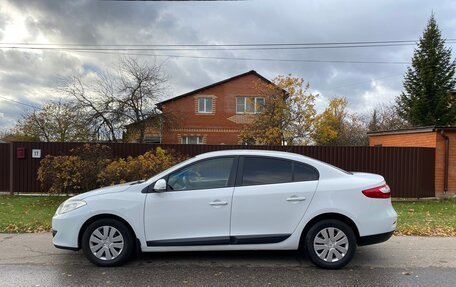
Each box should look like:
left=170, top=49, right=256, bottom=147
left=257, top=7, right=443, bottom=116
left=70, top=181, right=144, bottom=200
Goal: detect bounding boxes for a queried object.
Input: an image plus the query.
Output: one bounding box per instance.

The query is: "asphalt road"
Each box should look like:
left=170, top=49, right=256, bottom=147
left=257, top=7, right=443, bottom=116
left=0, top=234, right=455, bottom=287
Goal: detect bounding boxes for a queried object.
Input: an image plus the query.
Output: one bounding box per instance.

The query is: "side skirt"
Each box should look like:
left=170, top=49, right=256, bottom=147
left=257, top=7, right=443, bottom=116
left=146, top=234, right=291, bottom=247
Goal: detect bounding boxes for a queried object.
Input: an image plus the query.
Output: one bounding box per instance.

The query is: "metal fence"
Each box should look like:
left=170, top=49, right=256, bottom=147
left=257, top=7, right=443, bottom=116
left=0, top=142, right=435, bottom=198
left=0, top=143, right=10, bottom=191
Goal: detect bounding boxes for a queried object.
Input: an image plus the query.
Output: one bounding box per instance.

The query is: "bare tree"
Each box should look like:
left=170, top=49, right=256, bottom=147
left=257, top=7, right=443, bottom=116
left=65, top=57, right=168, bottom=142
left=14, top=99, right=92, bottom=142
left=65, top=76, right=122, bottom=142
left=116, top=58, right=167, bottom=142
left=368, top=103, right=410, bottom=132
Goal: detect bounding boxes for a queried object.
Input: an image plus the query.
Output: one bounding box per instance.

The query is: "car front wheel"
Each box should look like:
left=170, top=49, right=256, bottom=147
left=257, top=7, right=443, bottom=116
left=305, top=219, right=356, bottom=269
left=81, top=218, right=134, bottom=267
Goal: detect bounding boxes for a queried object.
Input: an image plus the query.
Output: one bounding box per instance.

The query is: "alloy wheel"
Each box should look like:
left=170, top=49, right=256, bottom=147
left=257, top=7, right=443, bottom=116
left=89, top=226, right=124, bottom=261
left=313, top=227, right=349, bottom=263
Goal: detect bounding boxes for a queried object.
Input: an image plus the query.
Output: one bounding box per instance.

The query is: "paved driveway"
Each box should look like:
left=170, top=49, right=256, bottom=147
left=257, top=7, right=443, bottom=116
left=0, top=233, right=455, bottom=286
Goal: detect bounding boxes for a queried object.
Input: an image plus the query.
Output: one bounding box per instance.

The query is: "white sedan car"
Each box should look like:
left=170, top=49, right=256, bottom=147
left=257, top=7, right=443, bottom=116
left=52, top=150, right=397, bottom=269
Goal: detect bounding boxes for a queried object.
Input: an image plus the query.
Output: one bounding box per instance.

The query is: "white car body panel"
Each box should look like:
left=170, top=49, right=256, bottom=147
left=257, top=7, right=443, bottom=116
left=52, top=149, right=397, bottom=254
left=231, top=181, right=318, bottom=236
left=144, top=187, right=233, bottom=242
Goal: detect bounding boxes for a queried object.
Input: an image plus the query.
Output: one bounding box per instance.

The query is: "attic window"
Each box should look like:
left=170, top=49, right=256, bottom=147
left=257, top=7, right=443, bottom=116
left=197, top=97, right=213, bottom=113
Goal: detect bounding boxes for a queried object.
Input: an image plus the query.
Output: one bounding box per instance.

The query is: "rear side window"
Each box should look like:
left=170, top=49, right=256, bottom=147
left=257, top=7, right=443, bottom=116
left=241, top=157, right=292, bottom=186
left=294, top=162, right=319, bottom=181
left=240, top=157, right=320, bottom=186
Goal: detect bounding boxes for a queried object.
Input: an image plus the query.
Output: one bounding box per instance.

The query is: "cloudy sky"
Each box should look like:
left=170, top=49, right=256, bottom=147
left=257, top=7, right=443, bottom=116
left=1, top=0, right=455, bottom=129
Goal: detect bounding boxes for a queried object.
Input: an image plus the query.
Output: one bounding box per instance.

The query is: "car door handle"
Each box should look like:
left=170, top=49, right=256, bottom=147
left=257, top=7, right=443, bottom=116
left=209, top=200, right=228, bottom=206
left=286, top=196, right=306, bottom=202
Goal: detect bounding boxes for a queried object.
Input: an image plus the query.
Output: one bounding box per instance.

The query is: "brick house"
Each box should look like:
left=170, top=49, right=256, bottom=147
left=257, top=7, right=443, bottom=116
left=368, top=126, right=456, bottom=197
left=125, top=115, right=162, bottom=143
left=126, top=70, right=277, bottom=145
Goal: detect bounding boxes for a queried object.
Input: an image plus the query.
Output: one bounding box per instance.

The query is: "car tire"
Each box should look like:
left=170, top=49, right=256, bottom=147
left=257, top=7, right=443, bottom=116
left=305, top=219, right=356, bottom=269
left=81, top=218, right=134, bottom=267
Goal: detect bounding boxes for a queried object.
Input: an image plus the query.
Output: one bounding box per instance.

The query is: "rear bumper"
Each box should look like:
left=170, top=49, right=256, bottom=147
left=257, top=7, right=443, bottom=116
left=358, top=231, right=394, bottom=246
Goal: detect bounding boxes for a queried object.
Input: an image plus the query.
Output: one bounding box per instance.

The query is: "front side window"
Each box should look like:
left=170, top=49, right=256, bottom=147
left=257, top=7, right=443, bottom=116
left=167, top=157, right=234, bottom=191
left=198, top=97, right=213, bottom=113
left=241, top=157, right=292, bottom=186
left=236, top=97, right=265, bottom=114
left=181, top=136, right=203, bottom=144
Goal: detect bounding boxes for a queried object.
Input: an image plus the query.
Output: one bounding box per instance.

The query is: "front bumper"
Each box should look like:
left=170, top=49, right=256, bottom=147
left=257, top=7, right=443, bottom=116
left=52, top=207, right=89, bottom=250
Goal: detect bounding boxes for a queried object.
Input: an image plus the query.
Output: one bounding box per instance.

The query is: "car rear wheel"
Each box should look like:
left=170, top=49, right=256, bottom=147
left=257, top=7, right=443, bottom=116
left=305, top=219, right=356, bottom=269
left=82, top=218, right=134, bottom=267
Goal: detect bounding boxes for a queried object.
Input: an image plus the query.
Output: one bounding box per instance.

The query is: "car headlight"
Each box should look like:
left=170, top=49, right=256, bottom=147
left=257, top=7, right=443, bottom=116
left=56, top=200, right=87, bottom=215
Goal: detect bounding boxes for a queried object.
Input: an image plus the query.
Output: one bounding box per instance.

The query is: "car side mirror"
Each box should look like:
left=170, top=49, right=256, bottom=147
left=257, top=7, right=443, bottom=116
left=153, top=179, right=167, bottom=192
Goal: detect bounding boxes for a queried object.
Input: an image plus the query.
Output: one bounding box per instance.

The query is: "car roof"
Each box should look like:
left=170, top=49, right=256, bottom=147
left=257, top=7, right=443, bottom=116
left=195, top=149, right=311, bottom=161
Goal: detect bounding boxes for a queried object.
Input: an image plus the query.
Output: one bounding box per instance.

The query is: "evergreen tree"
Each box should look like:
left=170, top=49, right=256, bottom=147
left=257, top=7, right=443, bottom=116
left=368, top=109, right=380, bottom=132
left=396, top=14, right=456, bottom=126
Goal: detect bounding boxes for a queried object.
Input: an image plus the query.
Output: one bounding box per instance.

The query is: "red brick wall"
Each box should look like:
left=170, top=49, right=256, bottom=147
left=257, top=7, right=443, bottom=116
left=369, top=132, right=437, bottom=148
left=369, top=131, right=456, bottom=195
left=161, top=73, right=274, bottom=144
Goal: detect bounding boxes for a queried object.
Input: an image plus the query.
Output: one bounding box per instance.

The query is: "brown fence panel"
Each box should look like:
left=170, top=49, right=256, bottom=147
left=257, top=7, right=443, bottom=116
left=11, top=142, right=162, bottom=193
left=10, top=142, right=435, bottom=198
left=0, top=143, right=10, bottom=191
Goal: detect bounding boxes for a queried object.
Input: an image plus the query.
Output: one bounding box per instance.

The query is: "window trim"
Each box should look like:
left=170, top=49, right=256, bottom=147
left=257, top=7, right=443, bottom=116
left=161, top=156, right=239, bottom=192
left=181, top=136, right=204, bottom=144
left=235, top=156, right=319, bottom=187
left=236, top=96, right=265, bottom=114
left=197, top=97, right=213, bottom=114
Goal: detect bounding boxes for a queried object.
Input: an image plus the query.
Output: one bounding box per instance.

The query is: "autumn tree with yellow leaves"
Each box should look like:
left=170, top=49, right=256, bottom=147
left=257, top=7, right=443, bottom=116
left=313, top=97, right=368, bottom=146
left=239, top=75, right=318, bottom=145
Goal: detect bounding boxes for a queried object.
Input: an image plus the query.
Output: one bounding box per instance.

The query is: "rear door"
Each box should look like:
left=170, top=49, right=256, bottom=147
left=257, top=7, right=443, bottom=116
left=230, top=156, right=319, bottom=242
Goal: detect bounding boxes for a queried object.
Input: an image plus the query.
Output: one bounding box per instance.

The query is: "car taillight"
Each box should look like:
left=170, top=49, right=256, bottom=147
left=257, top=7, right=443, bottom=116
left=362, top=184, right=391, bottom=198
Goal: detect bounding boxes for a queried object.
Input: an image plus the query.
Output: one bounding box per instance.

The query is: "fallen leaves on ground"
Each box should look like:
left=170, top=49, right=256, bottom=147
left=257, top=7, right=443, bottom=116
left=395, top=226, right=456, bottom=236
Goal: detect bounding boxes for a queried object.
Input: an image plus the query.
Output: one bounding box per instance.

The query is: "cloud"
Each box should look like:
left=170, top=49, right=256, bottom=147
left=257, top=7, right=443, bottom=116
left=0, top=0, right=455, bottom=129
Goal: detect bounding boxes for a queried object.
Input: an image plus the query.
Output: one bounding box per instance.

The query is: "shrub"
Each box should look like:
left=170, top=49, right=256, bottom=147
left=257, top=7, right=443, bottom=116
left=37, top=155, right=85, bottom=194
left=69, top=144, right=112, bottom=192
left=37, top=144, right=112, bottom=194
left=97, top=147, right=187, bottom=186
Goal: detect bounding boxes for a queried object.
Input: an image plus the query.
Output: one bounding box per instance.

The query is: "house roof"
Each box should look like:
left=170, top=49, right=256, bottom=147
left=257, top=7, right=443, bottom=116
left=367, top=126, right=456, bottom=136
left=156, top=70, right=274, bottom=108
left=124, top=113, right=161, bottom=129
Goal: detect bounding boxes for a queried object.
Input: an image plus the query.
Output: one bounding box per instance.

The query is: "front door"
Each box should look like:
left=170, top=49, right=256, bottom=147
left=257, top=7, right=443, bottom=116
left=144, top=157, right=236, bottom=246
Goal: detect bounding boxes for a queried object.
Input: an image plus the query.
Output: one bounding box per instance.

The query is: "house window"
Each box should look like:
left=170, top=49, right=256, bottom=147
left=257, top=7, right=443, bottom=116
left=197, top=97, right=213, bottom=113
left=181, top=136, right=203, bottom=144
left=143, top=136, right=161, bottom=144
left=236, top=97, right=265, bottom=114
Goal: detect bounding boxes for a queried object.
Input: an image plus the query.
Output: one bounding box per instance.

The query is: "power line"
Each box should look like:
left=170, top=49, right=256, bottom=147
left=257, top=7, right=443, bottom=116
left=3, top=48, right=411, bottom=65
left=2, top=39, right=456, bottom=47
left=0, top=95, right=40, bottom=109
left=0, top=43, right=448, bottom=51
left=82, top=50, right=411, bottom=64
